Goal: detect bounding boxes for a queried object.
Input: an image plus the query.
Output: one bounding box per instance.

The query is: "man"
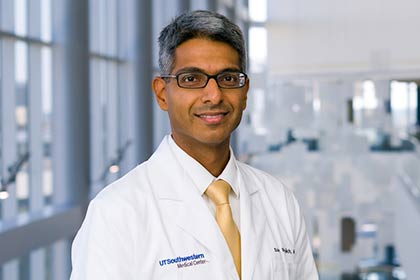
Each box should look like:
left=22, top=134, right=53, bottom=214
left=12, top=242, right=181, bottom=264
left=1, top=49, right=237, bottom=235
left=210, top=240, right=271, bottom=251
left=70, top=10, right=318, bottom=280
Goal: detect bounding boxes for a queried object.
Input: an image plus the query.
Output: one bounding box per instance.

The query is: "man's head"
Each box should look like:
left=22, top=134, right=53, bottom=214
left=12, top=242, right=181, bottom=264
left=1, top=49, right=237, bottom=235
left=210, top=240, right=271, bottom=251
left=153, top=10, right=249, bottom=155
left=158, top=10, right=247, bottom=74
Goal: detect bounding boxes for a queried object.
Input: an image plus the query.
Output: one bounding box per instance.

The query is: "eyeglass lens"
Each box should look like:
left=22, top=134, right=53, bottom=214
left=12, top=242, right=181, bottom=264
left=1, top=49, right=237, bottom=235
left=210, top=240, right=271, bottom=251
left=177, top=72, right=245, bottom=88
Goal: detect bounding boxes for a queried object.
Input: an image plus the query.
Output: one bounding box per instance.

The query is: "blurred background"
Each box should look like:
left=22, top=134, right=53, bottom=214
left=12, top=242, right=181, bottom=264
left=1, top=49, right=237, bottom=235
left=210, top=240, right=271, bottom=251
left=0, top=0, right=419, bottom=279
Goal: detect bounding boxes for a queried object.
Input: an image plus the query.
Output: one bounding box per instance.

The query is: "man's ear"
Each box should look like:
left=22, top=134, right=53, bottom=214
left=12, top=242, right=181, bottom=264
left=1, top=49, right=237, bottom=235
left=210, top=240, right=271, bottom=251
left=152, top=77, right=169, bottom=111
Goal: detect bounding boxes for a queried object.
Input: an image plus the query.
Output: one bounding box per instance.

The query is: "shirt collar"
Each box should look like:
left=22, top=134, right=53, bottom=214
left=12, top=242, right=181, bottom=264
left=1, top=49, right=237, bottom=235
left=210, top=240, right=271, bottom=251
left=167, top=135, right=239, bottom=198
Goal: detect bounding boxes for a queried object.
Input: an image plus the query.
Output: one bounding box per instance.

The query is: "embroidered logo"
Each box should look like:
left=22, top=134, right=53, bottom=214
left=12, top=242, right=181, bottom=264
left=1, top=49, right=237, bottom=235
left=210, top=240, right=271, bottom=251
left=159, top=253, right=209, bottom=269
left=274, top=247, right=296, bottom=254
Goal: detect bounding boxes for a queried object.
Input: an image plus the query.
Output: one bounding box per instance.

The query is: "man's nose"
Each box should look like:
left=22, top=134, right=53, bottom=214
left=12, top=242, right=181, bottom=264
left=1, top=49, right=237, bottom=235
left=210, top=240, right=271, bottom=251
left=202, top=78, right=223, bottom=104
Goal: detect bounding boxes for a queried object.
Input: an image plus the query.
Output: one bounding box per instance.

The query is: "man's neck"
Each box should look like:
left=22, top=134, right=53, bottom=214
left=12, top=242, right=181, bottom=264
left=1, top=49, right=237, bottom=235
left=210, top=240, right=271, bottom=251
left=194, top=146, right=230, bottom=177
left=171, top=136, right=231, bottom=177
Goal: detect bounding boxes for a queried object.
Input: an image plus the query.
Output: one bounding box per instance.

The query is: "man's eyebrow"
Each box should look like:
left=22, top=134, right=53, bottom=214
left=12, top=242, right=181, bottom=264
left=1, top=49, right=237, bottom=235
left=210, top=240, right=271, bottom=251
left=175, top=67, right=203, bottom=74
left=175, top=67, right=242, bottom=75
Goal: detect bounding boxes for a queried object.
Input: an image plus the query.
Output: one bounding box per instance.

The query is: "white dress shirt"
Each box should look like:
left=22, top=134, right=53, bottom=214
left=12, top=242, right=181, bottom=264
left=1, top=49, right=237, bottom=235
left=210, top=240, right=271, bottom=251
left=168, top=136, right=241, bottom=229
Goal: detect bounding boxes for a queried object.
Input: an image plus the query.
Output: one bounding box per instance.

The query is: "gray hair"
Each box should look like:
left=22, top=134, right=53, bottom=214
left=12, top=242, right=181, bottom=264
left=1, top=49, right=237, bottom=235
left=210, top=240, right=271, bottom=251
left=158, top=10, right=247, bottom=74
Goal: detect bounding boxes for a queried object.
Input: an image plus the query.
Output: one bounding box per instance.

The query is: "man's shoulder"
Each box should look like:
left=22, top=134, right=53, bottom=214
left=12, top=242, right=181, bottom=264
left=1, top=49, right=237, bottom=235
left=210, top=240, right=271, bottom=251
left=237, top=160, right=302, bottom=226
left=236, top=160, right=293, bottom=196
left=93, top=162, right=151, bottom=204
left=237, top=160, right=276, bottom=179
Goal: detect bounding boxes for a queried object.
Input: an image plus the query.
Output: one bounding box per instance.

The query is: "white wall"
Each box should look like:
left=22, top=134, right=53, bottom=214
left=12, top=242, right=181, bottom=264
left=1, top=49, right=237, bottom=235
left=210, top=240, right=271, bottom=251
left=267, top=0, right=420, bottom=76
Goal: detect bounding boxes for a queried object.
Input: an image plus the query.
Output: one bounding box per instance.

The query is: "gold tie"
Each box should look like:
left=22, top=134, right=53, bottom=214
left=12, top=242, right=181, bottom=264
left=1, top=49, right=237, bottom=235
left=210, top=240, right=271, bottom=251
left=205, top=180, right=241, bottom=278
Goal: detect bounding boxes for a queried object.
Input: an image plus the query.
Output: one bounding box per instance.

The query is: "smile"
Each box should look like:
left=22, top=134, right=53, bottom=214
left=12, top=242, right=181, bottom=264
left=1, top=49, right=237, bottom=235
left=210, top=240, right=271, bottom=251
left=196, top=112, right=228, bottom=124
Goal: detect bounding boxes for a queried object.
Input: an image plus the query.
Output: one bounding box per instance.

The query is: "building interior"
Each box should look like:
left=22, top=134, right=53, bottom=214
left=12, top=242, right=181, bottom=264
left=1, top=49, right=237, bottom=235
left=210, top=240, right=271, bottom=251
left=0, top=0, right=419, bottom=279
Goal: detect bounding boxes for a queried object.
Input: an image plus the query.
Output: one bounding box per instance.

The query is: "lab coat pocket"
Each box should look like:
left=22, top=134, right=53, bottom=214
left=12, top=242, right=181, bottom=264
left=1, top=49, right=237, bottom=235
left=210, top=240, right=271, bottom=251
left=271, top=257, right=295, bottom=280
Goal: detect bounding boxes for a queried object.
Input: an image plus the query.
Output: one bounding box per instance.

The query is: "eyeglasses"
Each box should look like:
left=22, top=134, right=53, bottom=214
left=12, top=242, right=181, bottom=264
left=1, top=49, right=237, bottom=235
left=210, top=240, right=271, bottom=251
left=160, top=71, right=247, bottom=89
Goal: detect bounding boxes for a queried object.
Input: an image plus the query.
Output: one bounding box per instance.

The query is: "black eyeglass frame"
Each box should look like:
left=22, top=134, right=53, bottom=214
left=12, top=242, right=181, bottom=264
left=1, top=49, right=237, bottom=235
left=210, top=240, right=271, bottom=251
left=160, top=71, right=248, bottom=89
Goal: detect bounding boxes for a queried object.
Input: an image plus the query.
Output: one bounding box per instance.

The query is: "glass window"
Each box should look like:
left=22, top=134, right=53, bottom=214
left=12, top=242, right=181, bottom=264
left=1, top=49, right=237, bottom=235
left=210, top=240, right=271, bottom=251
left=15, top=40, right=30, bottom=213
left=0, top=0, right=53, bottom=210
left=353, top=80, right=379, bottom=127
left=41, top=47, right=53, bottom=204
left=0, top=38, right=3, bottom=206
left=249, top=0, right=267, bottom=22
left=41, top=0, right=52, bottom=42
left=0, top=238, right=69, bottom=280
left=90, top=0, right=118, bottom=56
left=1, top=0, right=53, bottom=278
left=89, top=0, right=131, bottom=196
left=249, top=27, right=267, bottom=73
left=15, top=0, right=28, bottom=36
left=353, top=80, right=378, bottom=111
left=390, top=81, right=418, bottom=130
left=89, top=58, right=121, bottom=191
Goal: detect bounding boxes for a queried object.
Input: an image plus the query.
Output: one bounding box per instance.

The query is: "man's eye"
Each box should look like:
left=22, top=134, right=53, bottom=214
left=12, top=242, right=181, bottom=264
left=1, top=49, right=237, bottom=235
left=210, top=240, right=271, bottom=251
left=223, top=75, right=236, bottom=81
left=181, top=74, right=202, bottom=83
left=219, top=73, right=239, bottom=83
left=184, top=76, right=197, bottom=82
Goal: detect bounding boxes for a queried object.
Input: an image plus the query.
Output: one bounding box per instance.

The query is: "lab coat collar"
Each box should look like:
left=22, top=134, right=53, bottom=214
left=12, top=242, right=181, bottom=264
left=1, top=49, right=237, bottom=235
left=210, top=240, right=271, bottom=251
left=167, top=135, right=239, bottom=198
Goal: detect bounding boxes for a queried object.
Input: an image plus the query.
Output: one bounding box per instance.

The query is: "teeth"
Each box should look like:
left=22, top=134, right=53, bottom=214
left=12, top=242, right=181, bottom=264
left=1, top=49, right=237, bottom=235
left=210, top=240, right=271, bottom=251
left=201, top=114, right=222, bottom=118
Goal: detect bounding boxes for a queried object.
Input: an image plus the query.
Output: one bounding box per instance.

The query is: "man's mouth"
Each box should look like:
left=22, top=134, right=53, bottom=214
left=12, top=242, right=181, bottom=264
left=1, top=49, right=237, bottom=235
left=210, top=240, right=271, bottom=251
left=195, top=112, right=228, bottom=124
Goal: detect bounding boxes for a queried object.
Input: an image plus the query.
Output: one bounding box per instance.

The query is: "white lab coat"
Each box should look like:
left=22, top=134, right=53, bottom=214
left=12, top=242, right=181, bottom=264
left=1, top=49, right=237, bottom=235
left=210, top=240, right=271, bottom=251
left=70, top=136, right=318, bottom=280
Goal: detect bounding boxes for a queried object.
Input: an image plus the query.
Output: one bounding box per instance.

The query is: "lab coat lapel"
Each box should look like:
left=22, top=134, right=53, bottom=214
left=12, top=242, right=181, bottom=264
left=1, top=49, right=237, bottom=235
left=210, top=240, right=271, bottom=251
left=239, top=169, right=267, bottom=280
left=146, top=138, right=233, bottom=267
left=175, top=185, right=233, bottom=262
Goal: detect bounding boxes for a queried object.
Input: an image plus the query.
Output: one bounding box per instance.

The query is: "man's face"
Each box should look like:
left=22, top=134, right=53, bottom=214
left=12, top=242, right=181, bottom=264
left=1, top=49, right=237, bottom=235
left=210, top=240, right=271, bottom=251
left=153, top=38, right=249, bottom=152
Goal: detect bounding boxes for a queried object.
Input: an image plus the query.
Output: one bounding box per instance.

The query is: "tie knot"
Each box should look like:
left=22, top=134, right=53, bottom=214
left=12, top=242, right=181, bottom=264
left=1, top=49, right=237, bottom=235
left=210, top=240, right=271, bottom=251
left=205, top=179, right=231, bottom=206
